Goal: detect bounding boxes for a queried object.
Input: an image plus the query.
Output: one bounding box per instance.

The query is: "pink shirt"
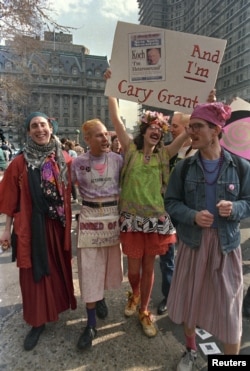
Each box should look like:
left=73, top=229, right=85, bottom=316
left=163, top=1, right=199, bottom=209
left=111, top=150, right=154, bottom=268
left=71, top=151, right=123, bottom=199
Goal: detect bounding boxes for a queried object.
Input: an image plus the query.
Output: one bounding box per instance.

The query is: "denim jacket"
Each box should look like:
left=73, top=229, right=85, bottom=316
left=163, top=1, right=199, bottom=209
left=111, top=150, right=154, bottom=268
left=165, top=149, right=250, bottom=254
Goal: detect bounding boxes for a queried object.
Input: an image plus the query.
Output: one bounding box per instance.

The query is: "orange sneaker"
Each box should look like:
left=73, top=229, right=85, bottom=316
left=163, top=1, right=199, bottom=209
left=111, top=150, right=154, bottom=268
left=138, top=310, right=157, bottom=337
left=124, top=292, right=140, bottom=317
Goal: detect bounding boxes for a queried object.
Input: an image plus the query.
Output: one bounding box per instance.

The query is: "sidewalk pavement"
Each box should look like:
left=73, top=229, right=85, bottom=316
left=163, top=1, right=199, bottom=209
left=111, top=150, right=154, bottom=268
left=0, top=206, right=250, bottom=371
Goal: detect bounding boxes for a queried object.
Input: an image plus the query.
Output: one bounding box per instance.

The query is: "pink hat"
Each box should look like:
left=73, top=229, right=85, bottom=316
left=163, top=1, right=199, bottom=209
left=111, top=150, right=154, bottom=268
left=190, top=102, right=231, bottom=128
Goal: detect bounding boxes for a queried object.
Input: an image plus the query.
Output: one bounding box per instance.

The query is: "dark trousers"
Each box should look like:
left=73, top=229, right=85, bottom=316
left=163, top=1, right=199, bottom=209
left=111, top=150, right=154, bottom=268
left=244, top=286, right=250, bottom=306
left=159, top=243, right=175, bottom=299
left=71, top=183, right=77, bottom=200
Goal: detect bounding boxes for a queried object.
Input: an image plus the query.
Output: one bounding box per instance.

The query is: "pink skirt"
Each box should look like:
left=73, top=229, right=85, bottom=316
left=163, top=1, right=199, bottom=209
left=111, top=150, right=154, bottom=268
left=167, top=228, right=243, bottom=344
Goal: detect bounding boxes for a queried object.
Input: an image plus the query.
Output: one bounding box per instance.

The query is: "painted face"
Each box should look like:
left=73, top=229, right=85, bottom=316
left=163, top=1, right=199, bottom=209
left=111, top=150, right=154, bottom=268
left=169, top=114, right=186, bottom=139
left=28, top=116, right=52, bottom=145
left=86, top=123, right=109, bottom=156
left=187, top=118, right=218, bottom=149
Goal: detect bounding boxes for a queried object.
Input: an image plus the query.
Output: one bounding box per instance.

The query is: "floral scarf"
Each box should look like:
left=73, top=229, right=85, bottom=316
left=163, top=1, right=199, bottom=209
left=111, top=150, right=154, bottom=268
left=23, top=136, right=68, bottom=281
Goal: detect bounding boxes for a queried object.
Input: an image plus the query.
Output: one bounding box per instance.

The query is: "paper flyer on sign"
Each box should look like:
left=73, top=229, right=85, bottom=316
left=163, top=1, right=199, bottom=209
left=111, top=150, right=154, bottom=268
left=129, top=30, right=166, bottom=82
left=105, top=21, right=227, bottom=113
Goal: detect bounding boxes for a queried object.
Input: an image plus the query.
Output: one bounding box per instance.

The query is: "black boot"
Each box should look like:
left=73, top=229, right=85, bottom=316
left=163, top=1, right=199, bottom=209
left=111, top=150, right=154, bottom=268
left=96, top=298, right=108, bottom=319
left=243, top=287, right=250, bottom=318
left=157, top=297, right=168, bottom=315
left=24, top=324, right=45, bottom=351
left=77, top=326, right=97, bottom=350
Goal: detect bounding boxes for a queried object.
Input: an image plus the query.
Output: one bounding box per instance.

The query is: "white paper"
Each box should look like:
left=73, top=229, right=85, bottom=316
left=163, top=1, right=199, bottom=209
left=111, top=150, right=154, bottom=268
left=199, top=342, right=222, bottom=355
left=195, top=328, right=212, bottom=340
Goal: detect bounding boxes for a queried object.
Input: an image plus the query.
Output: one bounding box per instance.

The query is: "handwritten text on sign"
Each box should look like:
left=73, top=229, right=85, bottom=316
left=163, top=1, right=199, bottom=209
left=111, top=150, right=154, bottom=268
left=105, top=22, right=227, bottom=113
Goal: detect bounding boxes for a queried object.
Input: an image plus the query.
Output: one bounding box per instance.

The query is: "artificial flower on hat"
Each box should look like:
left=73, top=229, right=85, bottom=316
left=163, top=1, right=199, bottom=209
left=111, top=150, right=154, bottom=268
left=140, top=110, right=170, bottom=132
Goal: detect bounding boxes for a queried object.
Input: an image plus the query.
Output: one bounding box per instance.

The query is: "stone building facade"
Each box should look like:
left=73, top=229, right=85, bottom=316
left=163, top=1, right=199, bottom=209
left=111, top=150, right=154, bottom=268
left=0, top=32, right=110, bottom=148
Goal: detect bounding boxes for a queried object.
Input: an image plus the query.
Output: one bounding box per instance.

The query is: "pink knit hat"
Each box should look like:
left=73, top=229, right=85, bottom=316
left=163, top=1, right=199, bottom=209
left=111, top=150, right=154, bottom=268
left=190, top=102, right=231, bottom=128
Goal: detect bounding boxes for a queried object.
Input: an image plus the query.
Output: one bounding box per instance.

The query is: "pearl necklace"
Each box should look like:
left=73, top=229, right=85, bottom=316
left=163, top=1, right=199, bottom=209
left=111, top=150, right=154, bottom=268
left=199, top=151, right=224, bottom=185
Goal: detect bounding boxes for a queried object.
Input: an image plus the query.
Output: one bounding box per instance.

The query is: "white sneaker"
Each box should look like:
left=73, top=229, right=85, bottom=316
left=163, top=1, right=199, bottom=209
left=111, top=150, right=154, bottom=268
left=177, top=349, right=197, bottom=371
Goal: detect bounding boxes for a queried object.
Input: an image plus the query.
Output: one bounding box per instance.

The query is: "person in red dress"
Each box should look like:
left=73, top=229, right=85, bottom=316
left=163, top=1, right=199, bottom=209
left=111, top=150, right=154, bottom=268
left=0, top=112, right=76, bottom=351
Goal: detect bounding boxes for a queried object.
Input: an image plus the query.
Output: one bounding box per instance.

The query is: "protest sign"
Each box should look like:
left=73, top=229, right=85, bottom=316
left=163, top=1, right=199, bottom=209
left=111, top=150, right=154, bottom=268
left=105, top=21, right=227, bottom=113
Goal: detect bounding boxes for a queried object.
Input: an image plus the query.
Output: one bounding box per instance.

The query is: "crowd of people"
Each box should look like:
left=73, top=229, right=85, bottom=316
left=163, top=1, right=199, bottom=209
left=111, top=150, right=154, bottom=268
left=0, top=140, right=14, bottom=178
left=0, top=69, right=250, bottom=371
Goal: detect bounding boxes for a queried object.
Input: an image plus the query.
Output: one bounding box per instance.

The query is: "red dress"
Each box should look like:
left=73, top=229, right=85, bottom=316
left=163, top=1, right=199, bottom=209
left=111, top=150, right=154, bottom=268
left=0, top=153, right=76, bottom=327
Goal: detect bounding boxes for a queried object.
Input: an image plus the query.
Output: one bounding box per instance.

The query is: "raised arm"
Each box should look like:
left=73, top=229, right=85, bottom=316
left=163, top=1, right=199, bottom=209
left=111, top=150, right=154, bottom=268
left=104, top=68, right=131, bottom=152
left=108, top=96, right=131, bottom=152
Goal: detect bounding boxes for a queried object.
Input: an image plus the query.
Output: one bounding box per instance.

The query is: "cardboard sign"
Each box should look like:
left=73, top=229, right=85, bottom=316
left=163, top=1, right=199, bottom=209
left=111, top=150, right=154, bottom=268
left=105, top=21, right=227, bottom=113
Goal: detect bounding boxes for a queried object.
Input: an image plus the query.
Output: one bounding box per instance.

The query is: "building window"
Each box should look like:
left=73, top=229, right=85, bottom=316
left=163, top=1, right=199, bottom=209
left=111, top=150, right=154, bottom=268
left=95, top=69, right=101, bottom=77
left=5, top=61, right=12, bottom=70
left=63, top=96, right=69, bottom=104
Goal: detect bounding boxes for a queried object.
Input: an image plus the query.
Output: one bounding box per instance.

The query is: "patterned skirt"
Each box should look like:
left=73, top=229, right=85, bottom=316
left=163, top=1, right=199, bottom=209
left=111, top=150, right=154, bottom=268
left=119, top=211, right=176, bottom=235
left=120, top=211, right=176, bottom=258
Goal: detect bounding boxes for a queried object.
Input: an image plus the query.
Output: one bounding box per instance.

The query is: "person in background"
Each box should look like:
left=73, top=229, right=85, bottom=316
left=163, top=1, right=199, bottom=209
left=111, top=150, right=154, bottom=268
left=110, top=135, right=122, bottom=154
left=157, top=111, right=196, bottom=315
left=0, top=112, right=76, bottom=351
left=0, top=145, right=8, bottom=173
left=165, top=102, right=250, bottom=370
left=1, top=141, right=13, bottom=162
left=74, top=142, right=85, bottom=156
left=64, top=140, right=77, bottom=158
left=71, top=118, right=123, bottom=351
left=105, top=68, right=191, bottom=338
left=60, top=137, right=68, bottom=150
left=64, top=140, right=78, bottom=203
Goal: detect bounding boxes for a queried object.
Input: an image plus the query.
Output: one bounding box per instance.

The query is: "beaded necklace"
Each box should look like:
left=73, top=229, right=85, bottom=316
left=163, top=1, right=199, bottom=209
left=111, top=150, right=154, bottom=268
left=199, top=150, right=224, bottom=185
